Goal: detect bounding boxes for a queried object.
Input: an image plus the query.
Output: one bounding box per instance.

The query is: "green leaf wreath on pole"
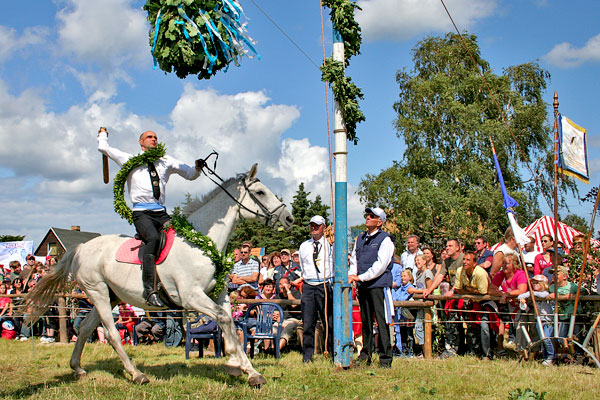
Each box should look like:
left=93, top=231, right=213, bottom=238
left=320, top=0, right=365, bottom=144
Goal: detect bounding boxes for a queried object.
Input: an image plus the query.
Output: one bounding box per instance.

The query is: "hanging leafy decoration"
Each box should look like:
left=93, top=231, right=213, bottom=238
left=112, top=144, right=232, bottom=298
left=322, top=0, right=362, bottom=63
left=170, top=210, right=234, bottom=298
left=320, top=0, right=364, bottom=144
left=144, top=0, right=259, bottom=80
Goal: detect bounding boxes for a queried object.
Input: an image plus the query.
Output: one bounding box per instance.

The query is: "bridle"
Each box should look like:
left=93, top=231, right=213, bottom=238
left=198, top=152, right=286, bottom=227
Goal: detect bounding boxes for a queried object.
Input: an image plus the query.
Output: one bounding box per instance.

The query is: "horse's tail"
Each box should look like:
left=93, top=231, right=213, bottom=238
left=24, top=245, right=79, bottom=324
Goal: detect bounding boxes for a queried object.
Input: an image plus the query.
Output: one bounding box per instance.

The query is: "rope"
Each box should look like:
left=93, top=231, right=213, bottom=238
left=319, top=0, right=335, bottom=220
left=319, top=0, right=334, bottom=361
left=247, top=0, right=320, bottom=69
left=439, top=0, right=553, bottom=211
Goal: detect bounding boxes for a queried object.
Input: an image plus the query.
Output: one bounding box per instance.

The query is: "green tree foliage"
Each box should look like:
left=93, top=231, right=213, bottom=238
left=227, top=183, right=330, bottom=254
left=359, top=33, right=574, bottom=245
left=0, top=235, right=25, bottom=242
left=562, top=214, right=589, bottom=234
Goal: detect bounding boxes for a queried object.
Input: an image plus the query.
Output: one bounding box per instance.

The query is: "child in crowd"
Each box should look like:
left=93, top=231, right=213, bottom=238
left=408, top=254, right=434, bottom=357
left=115, top=302, right=137, bottom=345
left=0, top=283, right=16, bottom=339
left=518, top=275, right=553, bottom=366
left=392, top=269, right=414, bottom=357
left=548, top=265, right=582, bottom=349
left=257, top=279, right=277, bottom=300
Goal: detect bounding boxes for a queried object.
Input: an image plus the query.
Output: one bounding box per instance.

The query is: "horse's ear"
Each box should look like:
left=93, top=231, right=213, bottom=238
left=248, top=163, right=258, bottom=180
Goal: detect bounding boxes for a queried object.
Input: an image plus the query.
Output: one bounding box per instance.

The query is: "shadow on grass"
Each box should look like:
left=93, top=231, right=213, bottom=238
left=0, top=371, right=79, bottom=399
left=0, top=354, right=280, bottom=398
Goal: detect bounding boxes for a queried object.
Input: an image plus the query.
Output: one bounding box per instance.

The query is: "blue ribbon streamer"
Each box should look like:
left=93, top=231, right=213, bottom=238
left=151, top=9, right=163, bottom=69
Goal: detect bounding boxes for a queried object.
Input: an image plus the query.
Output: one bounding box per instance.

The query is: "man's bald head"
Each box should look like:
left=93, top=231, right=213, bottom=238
left=139, top=131, right=158, bottom=151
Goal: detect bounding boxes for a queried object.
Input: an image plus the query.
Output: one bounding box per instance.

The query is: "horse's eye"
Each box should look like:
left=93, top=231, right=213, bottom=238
left=257, top=190, right=265, bottom=196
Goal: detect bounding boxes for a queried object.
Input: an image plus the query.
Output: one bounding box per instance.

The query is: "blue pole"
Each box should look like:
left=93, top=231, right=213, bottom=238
left=332, top=27, right=352, bottom=368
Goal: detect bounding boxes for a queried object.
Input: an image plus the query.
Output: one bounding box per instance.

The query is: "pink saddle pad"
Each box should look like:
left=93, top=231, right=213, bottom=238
left=115, top=227, right=175, bottom=265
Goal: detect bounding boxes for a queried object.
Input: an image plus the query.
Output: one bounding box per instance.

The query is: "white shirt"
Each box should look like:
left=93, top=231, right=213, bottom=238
left=401, top=248, right=423, bottom=277
left=98, top=132, right=200, bottom=210
left=348, top=229, right=395, bottom=282
left=299, top=236, right=333, bottom=286
left=494, top=243, right=518, bottom=257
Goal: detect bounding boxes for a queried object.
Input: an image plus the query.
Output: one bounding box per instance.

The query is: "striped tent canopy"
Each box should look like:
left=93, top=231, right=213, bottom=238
left=491, top=215, right=599, bottom=252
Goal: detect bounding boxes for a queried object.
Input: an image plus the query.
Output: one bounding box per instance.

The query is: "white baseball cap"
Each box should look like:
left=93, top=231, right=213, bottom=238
left=365, top=207, right=386, bottom=223
left=309, top=215, right=326, bottom=225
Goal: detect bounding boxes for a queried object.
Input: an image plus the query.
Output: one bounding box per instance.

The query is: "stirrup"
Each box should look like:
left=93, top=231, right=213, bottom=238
left=145, top=291, right=165, bottom=308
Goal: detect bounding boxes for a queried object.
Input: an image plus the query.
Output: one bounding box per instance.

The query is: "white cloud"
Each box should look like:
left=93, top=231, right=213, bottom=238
left=356, top=0, right=496, bottom=41
left=0, top=25, right=49, bottom=62
left=56, top=0, right=148, bottom=67
left=544, top=33, right=600, bottom=68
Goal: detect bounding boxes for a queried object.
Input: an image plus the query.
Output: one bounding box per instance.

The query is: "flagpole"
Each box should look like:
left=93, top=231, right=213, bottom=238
left=552, top=91, right=560, bottom=337
left=569, top=182, right=600, bottom=338
left=490, top=137, right=543, bottom=336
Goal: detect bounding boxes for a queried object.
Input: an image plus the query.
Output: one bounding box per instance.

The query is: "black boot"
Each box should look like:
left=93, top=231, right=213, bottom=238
left=142, top=254, right=164, bottom=308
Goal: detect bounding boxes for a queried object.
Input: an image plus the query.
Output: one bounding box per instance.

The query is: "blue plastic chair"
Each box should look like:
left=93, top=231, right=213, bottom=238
left=241, top=302, right=284, bottom=359
left=185, top=314, right=223, bottom=359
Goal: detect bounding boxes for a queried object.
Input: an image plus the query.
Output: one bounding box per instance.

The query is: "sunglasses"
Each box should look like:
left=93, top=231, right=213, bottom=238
left=240, top=251, right=249, bottom=254
left=364, top=213, right=379, bottom=220
left=541, top=240, right=551, bottom=243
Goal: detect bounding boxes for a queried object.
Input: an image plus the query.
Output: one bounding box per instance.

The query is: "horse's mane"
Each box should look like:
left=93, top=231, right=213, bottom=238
left=182, top=173, right=246, bottom=218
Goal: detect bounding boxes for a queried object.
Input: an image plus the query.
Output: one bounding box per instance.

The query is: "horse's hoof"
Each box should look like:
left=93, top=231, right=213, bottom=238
left=225, top=364, right=243, bottom=377
left=74, top=370, right=87, bottom=380
left=133, top=374, right=150, bottom=385
left=248, top=373, right=267, bottom=387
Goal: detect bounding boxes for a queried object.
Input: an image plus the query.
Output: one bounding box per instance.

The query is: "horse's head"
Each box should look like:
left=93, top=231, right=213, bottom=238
left=238, top=163, right=294, bottom=230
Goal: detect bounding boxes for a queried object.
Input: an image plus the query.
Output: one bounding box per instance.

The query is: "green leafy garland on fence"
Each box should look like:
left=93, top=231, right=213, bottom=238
left=320, top=0, right=365, bottom=144
left=112, top=143, right=233, bottom=298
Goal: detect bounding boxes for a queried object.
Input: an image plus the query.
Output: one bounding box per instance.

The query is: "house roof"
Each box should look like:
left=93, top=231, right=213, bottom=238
left=34, top=227, right=101, bottom=255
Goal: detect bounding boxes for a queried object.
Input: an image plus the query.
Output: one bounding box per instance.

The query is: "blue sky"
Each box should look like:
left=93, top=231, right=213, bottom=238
left=1, top=0, right=598, bottom=248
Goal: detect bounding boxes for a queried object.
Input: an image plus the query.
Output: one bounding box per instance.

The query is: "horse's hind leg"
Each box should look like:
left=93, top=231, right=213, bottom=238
left=183, top=289, right=266, bottom=386
left=70, top=307, right=101, bottom=378
left=90, top=292, right=150, bottom=384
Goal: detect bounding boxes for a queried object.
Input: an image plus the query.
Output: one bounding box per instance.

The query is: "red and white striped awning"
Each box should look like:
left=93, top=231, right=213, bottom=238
left=491, top=215, right=598, bottom=252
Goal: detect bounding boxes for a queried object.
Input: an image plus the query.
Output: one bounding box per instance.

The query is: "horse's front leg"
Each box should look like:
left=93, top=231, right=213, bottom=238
left=184, top=289, right=266, bottom=386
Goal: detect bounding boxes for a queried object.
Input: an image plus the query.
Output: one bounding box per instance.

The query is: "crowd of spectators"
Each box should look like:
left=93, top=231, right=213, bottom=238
left=1, top=228, right=598, bottom=368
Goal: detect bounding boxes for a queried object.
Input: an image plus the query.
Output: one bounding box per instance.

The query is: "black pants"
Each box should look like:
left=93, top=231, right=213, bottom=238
left=357, top=285, right=392, bottom=365
left=133, top=210, right=170, bottom=258
left=301, top=283, right=333, bottom=362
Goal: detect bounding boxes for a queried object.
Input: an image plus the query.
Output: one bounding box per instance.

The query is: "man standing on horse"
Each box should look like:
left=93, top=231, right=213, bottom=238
left=97, top=128, right=203, bottom=307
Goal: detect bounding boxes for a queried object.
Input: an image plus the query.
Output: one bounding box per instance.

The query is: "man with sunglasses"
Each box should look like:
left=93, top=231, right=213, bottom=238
left=348, top=207, right=395, bottom=368
left=228, top=244, right=260, bottom=292
left=98, top=128, right=204, bottom=307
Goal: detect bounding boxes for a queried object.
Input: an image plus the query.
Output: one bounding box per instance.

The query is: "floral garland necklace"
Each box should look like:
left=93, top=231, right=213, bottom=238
left=112, top=143, right=233, bottom=298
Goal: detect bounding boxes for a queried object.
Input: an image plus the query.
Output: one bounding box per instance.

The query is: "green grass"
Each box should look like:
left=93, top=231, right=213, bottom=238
left=0, top=340, right=598, bottom=399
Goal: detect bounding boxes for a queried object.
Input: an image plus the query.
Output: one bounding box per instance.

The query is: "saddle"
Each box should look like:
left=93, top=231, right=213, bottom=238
left=115, top=227, right=176, bottom=265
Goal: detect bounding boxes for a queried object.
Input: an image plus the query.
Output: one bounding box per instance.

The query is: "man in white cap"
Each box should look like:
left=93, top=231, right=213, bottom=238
left=298, top=215, right=334, bottom=363
left=348, top=207, right=395, bottom=367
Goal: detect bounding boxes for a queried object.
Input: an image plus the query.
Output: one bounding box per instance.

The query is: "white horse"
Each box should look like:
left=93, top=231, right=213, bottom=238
left=26, top=164, right=293, bottom=386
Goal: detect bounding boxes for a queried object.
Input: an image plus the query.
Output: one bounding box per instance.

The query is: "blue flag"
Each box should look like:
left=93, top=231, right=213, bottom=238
left=493, top=153, right=519, bottom=210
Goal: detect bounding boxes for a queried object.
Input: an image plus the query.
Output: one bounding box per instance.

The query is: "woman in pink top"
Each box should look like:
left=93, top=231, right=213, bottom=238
left=490, top=254, right=528, bottom=304
left=490, top=254, right=528, bottom=352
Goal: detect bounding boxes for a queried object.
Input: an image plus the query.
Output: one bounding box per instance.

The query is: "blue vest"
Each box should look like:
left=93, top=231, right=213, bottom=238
left=355, top=230, right=393, bottom=289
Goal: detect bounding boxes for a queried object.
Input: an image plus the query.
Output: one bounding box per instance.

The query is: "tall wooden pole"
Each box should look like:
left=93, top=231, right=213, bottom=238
left=332, top=27, right=353, bottom=368
left=552, top=91, right=560, bottom=334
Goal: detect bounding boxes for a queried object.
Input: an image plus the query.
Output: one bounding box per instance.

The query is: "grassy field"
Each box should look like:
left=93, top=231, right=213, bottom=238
left=1, top=340, right=599, bottom=400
